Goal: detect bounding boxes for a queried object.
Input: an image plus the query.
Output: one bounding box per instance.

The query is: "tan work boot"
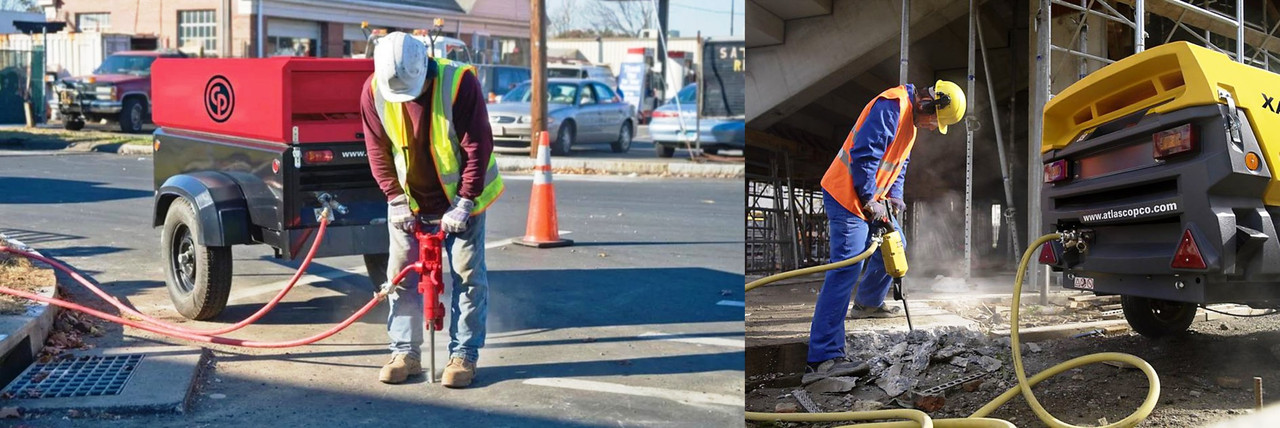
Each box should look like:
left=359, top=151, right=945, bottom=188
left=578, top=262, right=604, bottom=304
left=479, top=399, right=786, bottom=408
left=441, top=357, right=476, bottom=388
left=378, top=353, right=423, bottom=384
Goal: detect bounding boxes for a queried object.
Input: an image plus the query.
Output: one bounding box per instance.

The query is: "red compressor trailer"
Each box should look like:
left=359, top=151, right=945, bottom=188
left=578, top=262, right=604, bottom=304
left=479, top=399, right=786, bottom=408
left=149, top=57, right=391, bottom=320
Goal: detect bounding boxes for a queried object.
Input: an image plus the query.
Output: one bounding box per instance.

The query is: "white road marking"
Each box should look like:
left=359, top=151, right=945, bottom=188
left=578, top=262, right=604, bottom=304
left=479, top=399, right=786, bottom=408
left=716, top=300, right=745, bottom=307
left=639, top=332, right=743, bottom=349
left=485, top=238, right=514, bottom=249
left=522, top=378, right=742, bottom=407
left=227, top=267, right=364, bottom=303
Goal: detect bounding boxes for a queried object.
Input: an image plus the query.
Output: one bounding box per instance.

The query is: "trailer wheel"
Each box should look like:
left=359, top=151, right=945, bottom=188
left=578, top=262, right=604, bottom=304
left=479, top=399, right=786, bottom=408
left=119, top=98, right=145, bottom=133
left=1121, top=295, right=1197, bottom=338
left=162, top=198, right=232, bottom=320
left=63, top=119, right=84, bottom=131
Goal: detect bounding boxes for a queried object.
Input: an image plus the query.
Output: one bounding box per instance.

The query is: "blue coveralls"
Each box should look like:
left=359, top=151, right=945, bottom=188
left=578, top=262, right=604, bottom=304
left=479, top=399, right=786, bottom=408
left=807, top=90, right=912, bottom=364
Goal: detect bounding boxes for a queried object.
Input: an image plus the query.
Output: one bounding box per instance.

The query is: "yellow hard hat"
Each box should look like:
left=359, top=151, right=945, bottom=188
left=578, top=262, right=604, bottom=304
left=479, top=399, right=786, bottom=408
left=931, top=80, right=966, bottom=134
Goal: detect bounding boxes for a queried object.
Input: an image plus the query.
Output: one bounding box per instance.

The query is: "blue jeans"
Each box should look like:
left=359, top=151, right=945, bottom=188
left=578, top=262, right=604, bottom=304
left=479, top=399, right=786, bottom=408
left=385, top=212, right=489, bottom=363
left=807, top=191, right=904, bottom=364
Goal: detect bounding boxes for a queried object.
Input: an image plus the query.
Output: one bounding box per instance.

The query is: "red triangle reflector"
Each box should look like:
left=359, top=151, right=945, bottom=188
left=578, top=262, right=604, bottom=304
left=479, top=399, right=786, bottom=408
left=1038, top=242, right=1057, bottom=265
left=1172, top=229, right=1207, bottom=269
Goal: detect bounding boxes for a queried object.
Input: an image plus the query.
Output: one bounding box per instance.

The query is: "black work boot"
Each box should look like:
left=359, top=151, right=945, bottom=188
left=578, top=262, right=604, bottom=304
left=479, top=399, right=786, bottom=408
left=847, top=304, right=901, bottom=319
left=802, top=356, right=870, bottom=385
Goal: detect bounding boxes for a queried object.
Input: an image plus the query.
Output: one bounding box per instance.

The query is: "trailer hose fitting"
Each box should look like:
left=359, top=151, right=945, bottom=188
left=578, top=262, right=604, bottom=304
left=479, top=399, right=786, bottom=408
left=316, top=192, right=349, bottom=220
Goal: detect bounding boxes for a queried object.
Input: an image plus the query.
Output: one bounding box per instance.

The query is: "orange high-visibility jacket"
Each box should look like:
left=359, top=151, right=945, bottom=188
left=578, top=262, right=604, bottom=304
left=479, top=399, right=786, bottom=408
left=820, top=85, right=916, bottom=220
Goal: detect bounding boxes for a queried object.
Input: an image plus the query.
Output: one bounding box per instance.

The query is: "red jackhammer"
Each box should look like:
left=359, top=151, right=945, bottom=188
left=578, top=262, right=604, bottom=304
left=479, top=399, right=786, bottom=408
left=415, top=220, right=447, bottom=383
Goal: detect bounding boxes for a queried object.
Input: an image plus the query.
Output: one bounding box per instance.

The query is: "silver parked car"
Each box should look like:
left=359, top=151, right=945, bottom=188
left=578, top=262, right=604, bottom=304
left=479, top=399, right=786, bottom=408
left=487, top=78, right=636, bottom=155
left=649, top=84, right=746, bottom=157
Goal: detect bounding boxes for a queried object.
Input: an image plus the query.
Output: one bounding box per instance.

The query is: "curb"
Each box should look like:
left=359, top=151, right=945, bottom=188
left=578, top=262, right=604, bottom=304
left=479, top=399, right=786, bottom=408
left=114, top=143, right=152, bottom=156
left=0, top=234, right=60, bottom=387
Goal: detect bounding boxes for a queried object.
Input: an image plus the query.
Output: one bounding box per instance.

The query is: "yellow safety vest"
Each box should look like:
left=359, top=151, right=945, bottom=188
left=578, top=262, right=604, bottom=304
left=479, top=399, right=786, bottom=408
left=371, top=57, right=504, bottom=214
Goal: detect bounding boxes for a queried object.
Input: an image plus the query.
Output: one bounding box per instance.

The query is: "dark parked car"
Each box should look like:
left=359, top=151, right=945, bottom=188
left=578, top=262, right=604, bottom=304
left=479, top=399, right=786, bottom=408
left=55, top=50, right=185, bottom=133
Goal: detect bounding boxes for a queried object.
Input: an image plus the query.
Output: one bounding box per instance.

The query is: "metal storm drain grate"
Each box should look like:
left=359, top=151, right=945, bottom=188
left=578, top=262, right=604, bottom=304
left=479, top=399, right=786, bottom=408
left=3, top=354, right=144, bottom=399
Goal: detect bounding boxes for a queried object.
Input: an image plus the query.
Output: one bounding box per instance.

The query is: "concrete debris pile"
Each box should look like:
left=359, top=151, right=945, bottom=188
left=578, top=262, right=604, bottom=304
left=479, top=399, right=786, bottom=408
left=797, top=326, right=1021, bottom=413
left=939, top=292, right=1122, bottom=330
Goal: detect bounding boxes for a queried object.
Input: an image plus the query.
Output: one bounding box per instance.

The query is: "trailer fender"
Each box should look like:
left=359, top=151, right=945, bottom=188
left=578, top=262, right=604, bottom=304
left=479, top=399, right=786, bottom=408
left=154, top=172, right=251, bottom=247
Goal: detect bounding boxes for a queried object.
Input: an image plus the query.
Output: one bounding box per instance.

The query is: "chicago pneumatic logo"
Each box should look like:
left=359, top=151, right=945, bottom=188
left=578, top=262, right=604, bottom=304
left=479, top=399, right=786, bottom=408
left=204, top=75, right=235, bottom=123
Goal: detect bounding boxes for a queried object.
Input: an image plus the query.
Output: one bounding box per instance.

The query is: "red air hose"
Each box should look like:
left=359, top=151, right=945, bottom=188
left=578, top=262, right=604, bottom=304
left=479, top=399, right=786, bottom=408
left=0, top=263, right=417, bottom=348
left=0, top=214, right=333, bottom=336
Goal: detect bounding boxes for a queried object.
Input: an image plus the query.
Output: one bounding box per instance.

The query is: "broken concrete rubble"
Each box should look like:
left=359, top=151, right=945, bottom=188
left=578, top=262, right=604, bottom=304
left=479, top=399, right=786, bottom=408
left=807, top=376, right=858, bottom=394
left=852, top=400, right=884, bottom=412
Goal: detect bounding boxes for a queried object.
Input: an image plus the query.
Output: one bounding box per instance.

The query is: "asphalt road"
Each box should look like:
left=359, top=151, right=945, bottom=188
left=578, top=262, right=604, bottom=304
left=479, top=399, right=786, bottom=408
left=0, top=151, right=745, bottom=426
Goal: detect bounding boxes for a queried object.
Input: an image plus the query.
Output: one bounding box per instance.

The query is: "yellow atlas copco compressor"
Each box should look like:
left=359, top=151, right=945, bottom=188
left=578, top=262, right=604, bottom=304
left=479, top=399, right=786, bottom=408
left=1040, top=41, right=1280, bottom=338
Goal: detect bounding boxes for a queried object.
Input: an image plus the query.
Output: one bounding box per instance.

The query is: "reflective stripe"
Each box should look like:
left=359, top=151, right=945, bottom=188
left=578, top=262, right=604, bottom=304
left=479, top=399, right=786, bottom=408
left=836, top=148, right=858, bottom=178
left=533, top=169, right=553, bottom=185
left=372, top=79, right=420, bottom=212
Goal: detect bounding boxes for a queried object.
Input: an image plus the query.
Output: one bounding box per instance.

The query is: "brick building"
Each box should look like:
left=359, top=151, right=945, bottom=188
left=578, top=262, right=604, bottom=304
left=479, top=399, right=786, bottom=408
left=36, top=0, right=531, bottom=64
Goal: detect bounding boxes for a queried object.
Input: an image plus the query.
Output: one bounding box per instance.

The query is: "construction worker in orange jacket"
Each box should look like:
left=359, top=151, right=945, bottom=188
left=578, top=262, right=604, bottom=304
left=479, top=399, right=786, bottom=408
left=804, top=81, right=966, bottom=384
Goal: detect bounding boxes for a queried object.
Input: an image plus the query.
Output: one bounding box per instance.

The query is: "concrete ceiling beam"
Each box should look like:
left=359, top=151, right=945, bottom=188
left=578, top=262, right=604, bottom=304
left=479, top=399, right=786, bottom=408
left=746, top=0, right=971, bottom=129
left=753, top=0, right=833, bottom=21
left=747, top=1, right=785, bottom=48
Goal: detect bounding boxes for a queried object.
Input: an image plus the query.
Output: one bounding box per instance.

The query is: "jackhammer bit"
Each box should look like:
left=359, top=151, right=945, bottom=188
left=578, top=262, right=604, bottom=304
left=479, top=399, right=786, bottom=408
left=892, top=278, right=913, bottom=331
left=880, top=205, right=913, bottom=331
left=416, top=220, right=447, bottom=384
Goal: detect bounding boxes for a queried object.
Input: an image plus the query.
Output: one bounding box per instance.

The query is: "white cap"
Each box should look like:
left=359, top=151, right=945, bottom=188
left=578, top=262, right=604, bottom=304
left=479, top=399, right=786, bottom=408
left=373, top=32, right=428, bottom=103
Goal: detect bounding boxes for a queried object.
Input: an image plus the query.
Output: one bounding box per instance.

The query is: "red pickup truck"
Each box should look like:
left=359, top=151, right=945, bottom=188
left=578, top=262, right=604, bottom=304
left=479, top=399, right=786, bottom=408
left=54, top=50, right=185, bottom=133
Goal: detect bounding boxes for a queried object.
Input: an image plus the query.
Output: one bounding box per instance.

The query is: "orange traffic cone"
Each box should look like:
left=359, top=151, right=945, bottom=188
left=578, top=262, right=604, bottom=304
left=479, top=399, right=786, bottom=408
left=515, top=131, right=574, bottom=248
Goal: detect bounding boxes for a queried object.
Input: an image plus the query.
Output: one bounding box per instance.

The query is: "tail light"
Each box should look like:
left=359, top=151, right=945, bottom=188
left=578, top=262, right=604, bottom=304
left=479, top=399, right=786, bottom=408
left=1043, top=159, right=1070, bottom=183
left=303, top=149, right=334, bottom=165
left=651, top=110, right=679, bottom=118
left=1038, top=242, right=1058, bottom=265
left=1171, top=229, right=1207, bottom=269
left=488, top=92, right=497, bottom=103
left=1153, top=123, right=1195, bottom=159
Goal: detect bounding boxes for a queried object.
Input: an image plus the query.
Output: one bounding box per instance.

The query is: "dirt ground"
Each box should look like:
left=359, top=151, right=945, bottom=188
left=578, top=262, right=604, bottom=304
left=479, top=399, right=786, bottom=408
left=0, top=126, right=150, bottom=152
left=747, top=312, right=1280, bottom=427
left=0, top=237, right=55, bottom=314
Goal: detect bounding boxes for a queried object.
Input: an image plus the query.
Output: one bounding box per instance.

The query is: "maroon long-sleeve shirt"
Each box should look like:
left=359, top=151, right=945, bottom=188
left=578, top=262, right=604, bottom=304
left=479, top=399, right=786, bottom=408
left=361, top=64, right=493, bottom=216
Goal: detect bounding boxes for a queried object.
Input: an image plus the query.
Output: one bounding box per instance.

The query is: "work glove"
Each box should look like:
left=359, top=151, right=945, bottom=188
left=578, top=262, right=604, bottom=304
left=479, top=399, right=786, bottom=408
left=864, top=200, right=890, bottom=224
left=442, top=197, right=476, bottom=234
left=388, top=194, right=416, bottom=234
left=887, top=197, right=906, bottom=214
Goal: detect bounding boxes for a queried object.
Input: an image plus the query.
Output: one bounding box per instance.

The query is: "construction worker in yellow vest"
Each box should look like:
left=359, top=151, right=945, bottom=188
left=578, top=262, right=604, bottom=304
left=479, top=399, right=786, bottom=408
left=360, top=32, right=504, bottom=388
left=804, top=81, right=966, bottom=384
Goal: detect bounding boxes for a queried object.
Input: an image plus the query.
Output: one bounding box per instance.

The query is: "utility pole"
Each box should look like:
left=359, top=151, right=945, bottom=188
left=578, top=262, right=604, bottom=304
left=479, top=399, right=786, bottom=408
left=530, top=0, right=547, bottom=158
left=730, top=1, right=735, bottom=36
left=657, top=0, right=669, bottom=101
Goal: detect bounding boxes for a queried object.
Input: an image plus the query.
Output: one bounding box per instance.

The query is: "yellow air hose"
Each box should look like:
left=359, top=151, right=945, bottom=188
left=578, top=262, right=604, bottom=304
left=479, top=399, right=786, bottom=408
left=745, top=233, right=1161, bottom=428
